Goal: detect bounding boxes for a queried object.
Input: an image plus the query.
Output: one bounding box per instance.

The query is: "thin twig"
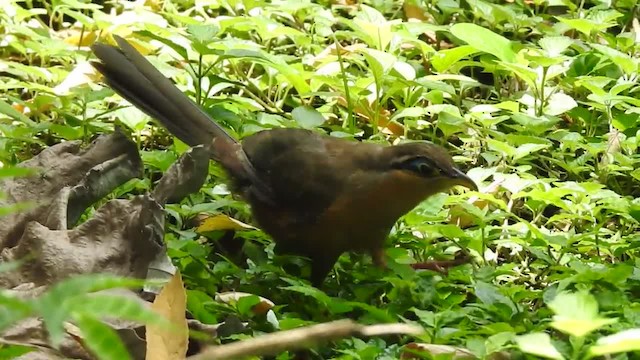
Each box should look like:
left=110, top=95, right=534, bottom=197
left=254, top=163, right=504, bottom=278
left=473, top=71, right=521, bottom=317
left=187, top=319, right=422, bottom=360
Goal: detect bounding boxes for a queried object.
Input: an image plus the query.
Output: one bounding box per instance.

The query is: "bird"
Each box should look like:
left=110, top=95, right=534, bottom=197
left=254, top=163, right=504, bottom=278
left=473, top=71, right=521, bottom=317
left=90, top=36, right=478, bottom=286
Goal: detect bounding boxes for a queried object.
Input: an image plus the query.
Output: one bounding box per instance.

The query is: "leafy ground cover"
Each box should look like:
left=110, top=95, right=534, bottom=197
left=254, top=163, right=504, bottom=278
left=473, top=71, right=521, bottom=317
left=1, top=0, right=640, bottom=358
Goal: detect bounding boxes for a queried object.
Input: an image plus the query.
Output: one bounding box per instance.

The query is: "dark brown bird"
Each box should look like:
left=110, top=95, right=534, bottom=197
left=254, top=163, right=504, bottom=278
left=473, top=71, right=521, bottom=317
left=91, top=36, right=477, bottom=286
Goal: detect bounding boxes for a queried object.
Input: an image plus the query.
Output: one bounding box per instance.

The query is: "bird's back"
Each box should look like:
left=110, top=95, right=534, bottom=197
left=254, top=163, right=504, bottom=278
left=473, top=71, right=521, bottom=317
left=238, top=129, right=387, bottom=254
left=240, top=128, right=367, bottom=217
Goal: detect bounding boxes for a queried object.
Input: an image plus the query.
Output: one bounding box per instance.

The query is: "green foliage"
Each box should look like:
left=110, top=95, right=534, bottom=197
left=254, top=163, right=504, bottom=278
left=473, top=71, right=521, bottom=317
left=0, top=274, right=164, bottom=359
left=1, top=0, right=639, bottom=358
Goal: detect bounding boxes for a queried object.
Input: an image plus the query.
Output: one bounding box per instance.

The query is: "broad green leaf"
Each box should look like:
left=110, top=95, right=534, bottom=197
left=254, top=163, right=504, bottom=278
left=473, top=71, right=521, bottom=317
left=0, top=202, right=36, bottom=217
left=0, top=345, right=33, bottom=358
left=291, top=106, right=325, bottom=129
left=611, top=113, right=638, bottom=131
left=589, top=329, right=640, bottom=356
left=186, top=290, right=217, bottom=324
left=450, top=23, right=516, bottom=63
left=187, top=24, right=220, bottom=44
left=545, top=93, right=577, bottom=116
left=137, top=31, right=188, bottom=59
left=499, top=62, right=538, bottom=90
left=74, top=315, right=132, bottom=360
left=0, top=167, right=36, bottom=178
left=282, top=286, right=353, bottom=313
left=0, top=291, right=33, bottom=332
left=487, top=139, right=516, bottom=158
left=236, top=295, right=261, bottom=315
left=423, top=74, right=479, bottom=84
left=432, top=45, right=479, bottom=72
left=353, top=5, right=394, bottom=50
left=35, top=275, right=143, bottom=346
left=557, top=18, right=601, bottom=36
left=539, top=36, right=573, bottom=57
left=516, top=333, right=564, bottom=360
left=474, top=281, right=516, bottom=313
left=390, top=107, right=428, bottom=121
left=222, top=49, right=310, bottom=95
left=513, top=143, right=550, bottom=161
left=0, top=99, right=36, bottom=126
left=68, top=294, right=168, bottom=328
left=591, top=43, right=638, bottom=75
left=392, top=61, right=416, bottom=80
left=360, top=48, right=397, bottom=80
left=548, top=292, right=617, bottom=337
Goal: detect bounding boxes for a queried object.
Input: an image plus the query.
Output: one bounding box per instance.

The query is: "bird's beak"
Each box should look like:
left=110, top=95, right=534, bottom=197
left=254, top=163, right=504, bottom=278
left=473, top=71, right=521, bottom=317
left=450, top=168, right=478, bottom=191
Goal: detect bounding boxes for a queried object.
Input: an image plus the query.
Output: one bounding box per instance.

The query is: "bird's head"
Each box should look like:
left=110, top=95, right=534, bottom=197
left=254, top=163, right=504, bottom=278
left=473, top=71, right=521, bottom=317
left=383, top=142, right=477, bottom=195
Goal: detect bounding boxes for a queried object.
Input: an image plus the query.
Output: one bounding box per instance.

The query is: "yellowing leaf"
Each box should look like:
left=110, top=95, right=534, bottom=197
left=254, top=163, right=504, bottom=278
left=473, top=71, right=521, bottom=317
left=196, top=214, right=255, bottom=233
left=146, top=271, right=188, bottom=360
left=63, top=30, right=98, bottom=46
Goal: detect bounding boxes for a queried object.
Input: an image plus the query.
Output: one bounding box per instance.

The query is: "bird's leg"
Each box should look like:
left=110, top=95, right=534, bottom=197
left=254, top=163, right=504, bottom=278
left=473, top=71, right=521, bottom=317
left=310, top=252, right=341, bottom=287
left=370, top=247, right=387, bottom=268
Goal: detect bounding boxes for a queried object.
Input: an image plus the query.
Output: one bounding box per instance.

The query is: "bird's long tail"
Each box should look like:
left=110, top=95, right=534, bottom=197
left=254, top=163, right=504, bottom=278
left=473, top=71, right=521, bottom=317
left=91, top=36, right=269, bottom=198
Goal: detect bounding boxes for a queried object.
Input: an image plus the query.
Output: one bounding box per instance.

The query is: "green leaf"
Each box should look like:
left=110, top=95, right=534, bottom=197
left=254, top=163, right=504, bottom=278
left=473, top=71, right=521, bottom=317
left=591, top=43, right=638, bottom=75
left=557, top=18, right=598, bottom=36
left=432, top=45, right=479, bottom=72
left=360, top=48, right=397, bottom=79
left=236, top=295, right=261, bottom=315
left=136, top=31, right=188, bottom=59
left=548, top=291, right=617, bottom=337
left=390, top=107, right=428, bottom=122
left=74, top=315, right=132, bottom=360
left=474, top=281, right=516, bottom=314
left=186, top=290, right=217, bottom=325
left=222, top=49, right=310, bottom=96
left=0, top=345, right=34, bottom=359
left=450, top=23, right=516, bottom=63
left=486, top=139, right=516, bottom=158
left=282, top=286, right=353, bottom=313
left=352, top=5, right=394, bottom=50
left=611, top=113, right=638, bottom=131
left=0, top=99, right=36, bottom=126
left=34, top=275, right=143, bottom=346
left=545, top=93, right=577, bottom=116
left=291, top=106, right=325, bottom=129
left=187, top=24, right=220, bottom=45
left=589, top=329, right=640, bottom=356
left=516, top=333, right=564, bottom=360
left=539, top=36, right=573, bottom=57
left=512, top=143, right=549, bottom=161
left=68, top=294, right=168, bottom=328
left=0, top=291, right=34, bottom=332
left=0, top=167, right=36, bottom=178
left=499, top=62, right=538, bottom=89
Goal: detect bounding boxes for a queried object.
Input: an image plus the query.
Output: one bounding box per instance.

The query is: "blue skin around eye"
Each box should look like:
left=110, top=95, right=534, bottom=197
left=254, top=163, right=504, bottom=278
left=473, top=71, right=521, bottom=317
left=404, top=158, right=436, bottom=175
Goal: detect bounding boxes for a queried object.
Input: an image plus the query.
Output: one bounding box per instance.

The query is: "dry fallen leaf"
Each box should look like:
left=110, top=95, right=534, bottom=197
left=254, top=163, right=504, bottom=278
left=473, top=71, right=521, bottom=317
left=146, top=271, right=188, bottom=360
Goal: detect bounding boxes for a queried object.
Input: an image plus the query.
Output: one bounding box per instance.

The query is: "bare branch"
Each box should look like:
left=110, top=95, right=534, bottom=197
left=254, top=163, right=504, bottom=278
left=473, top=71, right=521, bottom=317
left=188, top=319, right=423, bottom=360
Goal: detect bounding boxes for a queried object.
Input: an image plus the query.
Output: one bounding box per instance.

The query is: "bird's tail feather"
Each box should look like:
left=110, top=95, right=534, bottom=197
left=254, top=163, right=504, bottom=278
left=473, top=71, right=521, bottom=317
left=91, top=36, right=271, bottom=200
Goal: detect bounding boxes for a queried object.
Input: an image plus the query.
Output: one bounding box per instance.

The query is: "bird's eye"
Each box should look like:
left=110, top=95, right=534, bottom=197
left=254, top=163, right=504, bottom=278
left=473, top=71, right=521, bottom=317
left=398, top=157, right=441, bottom=177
